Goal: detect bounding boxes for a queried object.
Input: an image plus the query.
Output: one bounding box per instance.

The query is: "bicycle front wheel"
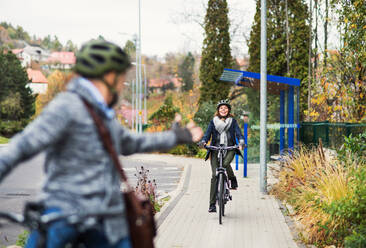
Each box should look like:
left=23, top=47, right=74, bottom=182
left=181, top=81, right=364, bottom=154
left=218, top=173, right=224, bottom=225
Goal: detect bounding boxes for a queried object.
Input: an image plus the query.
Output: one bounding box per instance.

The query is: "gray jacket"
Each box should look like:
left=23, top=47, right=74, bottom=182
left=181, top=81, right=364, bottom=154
left=0, top=77, right=180, bottom=243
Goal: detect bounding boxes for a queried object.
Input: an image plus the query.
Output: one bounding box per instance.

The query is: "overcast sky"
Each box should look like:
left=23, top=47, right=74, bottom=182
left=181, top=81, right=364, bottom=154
left=1, top=0, right=256, bottom=57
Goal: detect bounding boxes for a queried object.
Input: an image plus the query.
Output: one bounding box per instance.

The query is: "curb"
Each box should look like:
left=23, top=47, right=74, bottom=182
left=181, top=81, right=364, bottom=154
left=0, top=144, right=8, bottom=147
left=155, top=163, right=192, bottom=228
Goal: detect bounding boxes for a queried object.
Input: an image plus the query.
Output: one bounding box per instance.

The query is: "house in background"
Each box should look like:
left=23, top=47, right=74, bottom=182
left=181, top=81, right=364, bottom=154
left=12, top=43, right=50, bottom=68
left=23, top=44, right=50, bottom=62
left=46, top=51, right=76, bottom=69
left=148, top=77, right=182, bottom=93
left=12, top=48, right=31, bottom=67
left=26, top=68, right=48, bottom=94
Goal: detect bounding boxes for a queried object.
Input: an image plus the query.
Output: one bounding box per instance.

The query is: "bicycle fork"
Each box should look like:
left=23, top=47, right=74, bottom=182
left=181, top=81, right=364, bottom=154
left=215, top=169, right=232, bottom=203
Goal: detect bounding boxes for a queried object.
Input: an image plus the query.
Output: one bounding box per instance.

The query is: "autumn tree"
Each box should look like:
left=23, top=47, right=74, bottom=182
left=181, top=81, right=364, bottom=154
left=35, top=70, right=67, bottom=116
left=308, top=0, right=366, bottom=122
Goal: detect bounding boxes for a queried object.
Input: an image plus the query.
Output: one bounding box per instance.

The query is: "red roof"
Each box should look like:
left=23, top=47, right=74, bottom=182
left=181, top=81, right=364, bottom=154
left=149, top=77, right=182, bottom=88
left=27, top=69, right=48, bottom=84
left=47, top=52, right=76, bottom=65
left=149, top=78, right=166, bottom=88
left=12, top=49, right=24, bottom=55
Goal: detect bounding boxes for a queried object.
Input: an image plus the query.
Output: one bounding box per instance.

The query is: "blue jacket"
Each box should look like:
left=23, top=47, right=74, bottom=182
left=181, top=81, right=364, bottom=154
left=202, top=118, right=245, bottom=161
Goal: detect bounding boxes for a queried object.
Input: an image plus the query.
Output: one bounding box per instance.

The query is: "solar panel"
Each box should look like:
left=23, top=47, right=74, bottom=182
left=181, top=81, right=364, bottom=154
left=220, top=70, right=242, bottom=82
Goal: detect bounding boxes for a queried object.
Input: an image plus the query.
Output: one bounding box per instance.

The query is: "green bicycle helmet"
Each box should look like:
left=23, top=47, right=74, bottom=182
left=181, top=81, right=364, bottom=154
left=74, top=40, right=131, bottom=78
left=217, top=99, right=231, bottom=110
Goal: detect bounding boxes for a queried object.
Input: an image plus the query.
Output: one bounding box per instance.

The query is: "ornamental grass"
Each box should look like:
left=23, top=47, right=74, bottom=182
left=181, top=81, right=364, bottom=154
left=271, top=143, right=354, bottom=246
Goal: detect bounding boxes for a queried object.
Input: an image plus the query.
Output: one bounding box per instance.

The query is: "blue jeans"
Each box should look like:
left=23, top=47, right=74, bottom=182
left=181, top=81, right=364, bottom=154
left=25, top=208, right=131, bottom=248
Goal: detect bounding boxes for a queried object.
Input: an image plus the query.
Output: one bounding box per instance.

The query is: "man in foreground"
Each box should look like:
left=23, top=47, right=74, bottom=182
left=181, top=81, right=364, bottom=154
left=0, top=40, right=203, bottom=248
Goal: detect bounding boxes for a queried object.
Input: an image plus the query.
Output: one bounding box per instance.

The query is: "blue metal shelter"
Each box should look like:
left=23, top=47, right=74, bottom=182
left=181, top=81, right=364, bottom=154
left=220, top=68, right=301, bottom=176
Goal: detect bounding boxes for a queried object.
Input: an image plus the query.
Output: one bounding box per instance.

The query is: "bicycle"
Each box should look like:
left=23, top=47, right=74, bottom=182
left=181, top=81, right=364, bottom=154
left=204, top=144, right=240, bottom=225
left=0, top=201, right=125, bottom=248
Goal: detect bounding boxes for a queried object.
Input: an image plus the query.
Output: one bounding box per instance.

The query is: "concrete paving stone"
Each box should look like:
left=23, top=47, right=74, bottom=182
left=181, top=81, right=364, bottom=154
left=151, top=154, right=299, bottom=248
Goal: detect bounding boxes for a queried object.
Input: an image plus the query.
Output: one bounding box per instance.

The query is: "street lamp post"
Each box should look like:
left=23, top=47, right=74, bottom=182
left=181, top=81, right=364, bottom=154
left=132, top=79, right=135, bottom=130
left=131, top=63, right=148, bottom=132
left=118, top=0, right=143, bottom=133
left=260, top=0, right=268, bottom=193
left=137, top=0, right=143, bottom=133
left=144, top=65, right=147, bottom=125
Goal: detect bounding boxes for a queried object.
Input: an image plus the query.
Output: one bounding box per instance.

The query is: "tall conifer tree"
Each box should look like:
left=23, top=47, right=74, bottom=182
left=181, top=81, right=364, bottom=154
left=0, top=51, right=35, bottom=121
left=198, top=0, right=233, bottom=105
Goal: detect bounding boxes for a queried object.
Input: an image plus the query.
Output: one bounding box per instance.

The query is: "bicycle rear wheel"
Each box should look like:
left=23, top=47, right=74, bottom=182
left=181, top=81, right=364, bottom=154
left=218, top=173, right=224, bottom=224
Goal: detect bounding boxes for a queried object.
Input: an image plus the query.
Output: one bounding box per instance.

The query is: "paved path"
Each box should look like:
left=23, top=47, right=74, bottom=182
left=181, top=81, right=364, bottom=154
left=155, top=156, right=298, bottom=248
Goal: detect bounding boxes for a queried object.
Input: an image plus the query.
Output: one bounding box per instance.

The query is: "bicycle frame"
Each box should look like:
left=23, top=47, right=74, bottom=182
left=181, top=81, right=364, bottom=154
left=205, top=145, right=238, bottom=224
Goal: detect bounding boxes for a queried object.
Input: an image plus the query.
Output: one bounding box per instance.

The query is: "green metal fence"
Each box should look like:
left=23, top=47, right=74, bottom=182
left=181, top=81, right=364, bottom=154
left=300, top=122, right=366, bottom=148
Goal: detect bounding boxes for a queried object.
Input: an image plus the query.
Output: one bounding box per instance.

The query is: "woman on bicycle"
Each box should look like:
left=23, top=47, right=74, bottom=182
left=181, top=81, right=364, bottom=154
left=200, top=99, right=245, bottom=213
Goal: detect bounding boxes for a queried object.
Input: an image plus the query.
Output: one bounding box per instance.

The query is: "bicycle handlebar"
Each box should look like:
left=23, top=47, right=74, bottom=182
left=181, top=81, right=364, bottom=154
left=204, top=145, right=239, bottom=151
left=40, top=208, right=125, bottom=225
left=0, top=207, right=125, bottom=228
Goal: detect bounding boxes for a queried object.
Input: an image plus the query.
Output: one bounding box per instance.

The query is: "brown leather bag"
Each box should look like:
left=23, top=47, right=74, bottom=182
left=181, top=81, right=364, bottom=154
left=82, top=99, right=156, bottom=248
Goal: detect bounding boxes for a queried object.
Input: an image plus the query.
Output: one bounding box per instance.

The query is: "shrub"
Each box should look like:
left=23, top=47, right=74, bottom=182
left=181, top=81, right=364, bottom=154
left=324, top=165, right=366, bottom=246
left=337, top=131, right=366, bottom=166
left=149, top=94, right=180, bottom=131
left=195, top=148, right=207, bottom=159
left=15, top=230, right=29, bottom=247
left=0, top=135, right=9, bottom=144
left=271, top=145, right=353, bottom=246
left=0, top=119, right=29, bottom=137
left=344, top=225, right=366, bottom=248
left=169, top=144, right=198, bottom=157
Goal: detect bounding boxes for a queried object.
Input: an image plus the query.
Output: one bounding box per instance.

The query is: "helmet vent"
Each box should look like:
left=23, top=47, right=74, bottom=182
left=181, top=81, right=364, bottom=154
left=79, top=58, right=93, bottom=68
left=116, top=47, right=125, bottom=55
left=111, top=56, right=124, bottom=65
left=91, top=44, right=110, bottom=51
left=90, top=54, right=106, bottom=64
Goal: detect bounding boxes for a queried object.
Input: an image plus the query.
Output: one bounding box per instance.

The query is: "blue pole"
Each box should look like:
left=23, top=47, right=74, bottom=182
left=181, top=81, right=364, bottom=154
left=235, top=153, right=239, bottom=171
left=288, top=86, right=294, bottom=150
left=297, top=86, right=300, bottom=146
left=244, top=123, right=248, bottom=178
left=280, top=90, right=285, bottom=155
left=235, top=137, right=239, bottom=170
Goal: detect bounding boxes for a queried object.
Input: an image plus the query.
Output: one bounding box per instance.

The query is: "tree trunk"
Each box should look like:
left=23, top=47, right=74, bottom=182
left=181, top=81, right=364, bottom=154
left=285, top=0, right=290, bottom=75
left=314, top=0, right=318, bottom=79
left=324, top=0, right=328, bottom=67
left=308, top=0, right=312, bottom=117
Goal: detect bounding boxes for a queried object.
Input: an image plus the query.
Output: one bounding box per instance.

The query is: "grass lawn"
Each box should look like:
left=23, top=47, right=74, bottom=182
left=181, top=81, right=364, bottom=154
left=0, top=136, right=9, bottom=144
